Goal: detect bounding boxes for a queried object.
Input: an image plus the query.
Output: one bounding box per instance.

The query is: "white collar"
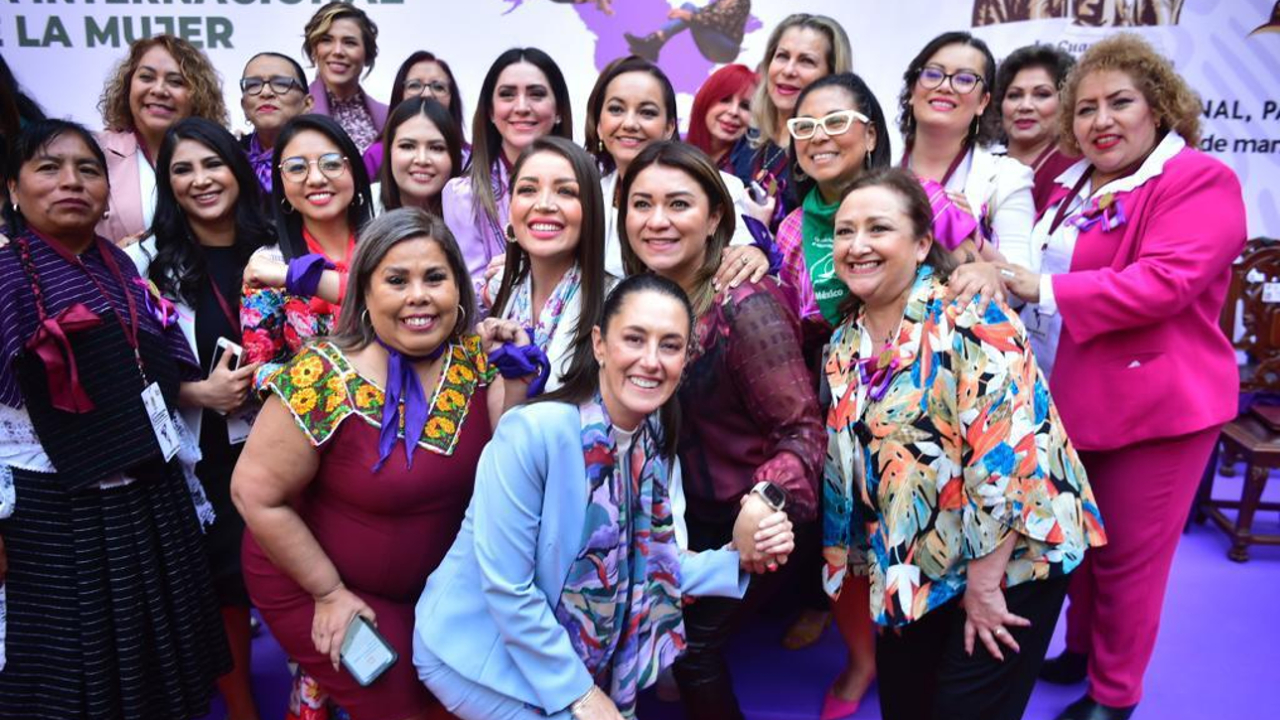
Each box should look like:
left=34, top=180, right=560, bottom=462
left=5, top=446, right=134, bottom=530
left=1053, top=132, right=1187, bottom=198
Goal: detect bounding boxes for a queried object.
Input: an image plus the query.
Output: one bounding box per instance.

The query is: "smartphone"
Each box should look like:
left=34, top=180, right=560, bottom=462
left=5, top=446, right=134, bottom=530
left=208, top=337, right=243, bottom=375
left=340, top=615, right=397, bottom=687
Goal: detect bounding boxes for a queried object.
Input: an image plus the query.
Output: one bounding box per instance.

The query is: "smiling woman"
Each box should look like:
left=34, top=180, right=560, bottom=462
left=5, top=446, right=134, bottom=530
left=301, top=1, right=388, bottom=154
left=94, top=34, right=227, bottom=245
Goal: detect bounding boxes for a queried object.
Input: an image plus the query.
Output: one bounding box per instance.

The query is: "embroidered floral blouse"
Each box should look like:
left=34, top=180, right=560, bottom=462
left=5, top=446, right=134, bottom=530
left=240, top=244, right=343, bottom=387
left=264, top=337, right=494, bottom=453
left=822, top=267, right=1106, bottom=627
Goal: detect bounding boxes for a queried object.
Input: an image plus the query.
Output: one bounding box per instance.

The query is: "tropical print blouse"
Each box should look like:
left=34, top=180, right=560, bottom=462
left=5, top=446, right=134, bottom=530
left=263, top=337, right=494, bottom=454
left=822, top=266, right=1106, bottom=627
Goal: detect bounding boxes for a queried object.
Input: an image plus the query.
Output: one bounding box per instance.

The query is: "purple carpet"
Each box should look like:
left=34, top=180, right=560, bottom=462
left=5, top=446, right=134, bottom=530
left=205, top=471, right=1280, bottom=720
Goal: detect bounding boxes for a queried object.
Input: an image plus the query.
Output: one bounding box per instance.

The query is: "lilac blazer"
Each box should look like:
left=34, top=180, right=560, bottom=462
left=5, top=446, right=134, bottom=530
left=308, top=78, right=389, bottom=133
left=1047, top=145, right=1246, bottom=451
left=94, top=130, right=148, bottom=244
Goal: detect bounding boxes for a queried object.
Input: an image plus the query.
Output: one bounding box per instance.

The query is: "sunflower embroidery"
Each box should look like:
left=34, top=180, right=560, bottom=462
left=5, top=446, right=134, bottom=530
left=290, top=355, right=325, bottom=388
left=426, top=416, right=456, bottom=439
left=447, top=362, right=475, bottom=384
left=290, top=387, right=318, bottom=415
left=355, top=384, right=382, bottom=409
left=435, top=388, right=466, bottom=412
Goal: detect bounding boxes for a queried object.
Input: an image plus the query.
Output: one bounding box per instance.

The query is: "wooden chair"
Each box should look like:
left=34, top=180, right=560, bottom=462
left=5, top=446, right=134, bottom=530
left=1197, top=237, right=1280, bottom=561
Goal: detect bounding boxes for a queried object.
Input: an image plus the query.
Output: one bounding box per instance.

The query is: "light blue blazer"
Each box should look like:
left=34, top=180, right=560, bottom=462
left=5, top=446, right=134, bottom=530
left=413, top=401, right=748, bottom=714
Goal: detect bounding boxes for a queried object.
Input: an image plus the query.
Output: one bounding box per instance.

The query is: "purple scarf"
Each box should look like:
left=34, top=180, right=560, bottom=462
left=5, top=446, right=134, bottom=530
left=372, top=337, right=448, bottom=472
left=246, top=134, right=274, bottom=195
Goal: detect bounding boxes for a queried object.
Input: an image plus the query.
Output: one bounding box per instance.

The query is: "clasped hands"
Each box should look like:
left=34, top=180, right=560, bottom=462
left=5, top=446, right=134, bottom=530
left=732, top=492, right=794, bottom=575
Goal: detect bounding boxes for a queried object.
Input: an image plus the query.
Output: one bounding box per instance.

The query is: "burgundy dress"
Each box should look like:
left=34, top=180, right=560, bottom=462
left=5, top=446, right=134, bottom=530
left=242, top=339, right=492, bottom=720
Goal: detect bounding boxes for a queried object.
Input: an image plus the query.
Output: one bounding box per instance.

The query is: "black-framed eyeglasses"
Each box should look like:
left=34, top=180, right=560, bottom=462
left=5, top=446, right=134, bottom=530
left=404, top=80, right=450, bottom=97
left=279, top=153, right=349, bottom=182
left=917, top=66, right=985, bottom=95
left=240, top=75, right=305, bottom=96
left=787, top=110, right=871, bottom=140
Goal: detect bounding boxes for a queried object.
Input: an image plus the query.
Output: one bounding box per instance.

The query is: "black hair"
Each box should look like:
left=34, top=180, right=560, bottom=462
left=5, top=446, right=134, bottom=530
left=378, top=97, right=464, bottom=215
left=3, top=119, right=108, bottom=233
left=994, top=43, right=1076, bottom=139
left=491, top=136, right=608, bottom=389
left=243, top=51, right=309, bottom=89
left=145, top=117, right=274, bottom=305
left=270, top=114, right=374, bottom=260
left=387, top=51, right=466, bottom=141
left=583, top=55, right=678, bottom=175
left=898, top=31, right=1000, bottom=148
left=788, top=72, right=893, bottom=202
left=0, top=53, right=46, bottom=144
left=537, top=273, right=693, bottom=459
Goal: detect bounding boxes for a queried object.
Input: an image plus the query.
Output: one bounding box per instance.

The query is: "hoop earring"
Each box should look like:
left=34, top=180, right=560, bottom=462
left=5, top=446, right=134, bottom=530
left=355, top=193, right=365, bottom=207
left=504, top=223, right=517, bottom=244
left=361, top=308, right=370, bottom=327
left=453, top=305, right=468, bottom=334
left=280, top=198, right=295, bottom=215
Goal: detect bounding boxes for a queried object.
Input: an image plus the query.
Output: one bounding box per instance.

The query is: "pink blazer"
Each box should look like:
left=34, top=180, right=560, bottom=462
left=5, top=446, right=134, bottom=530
left=1049, top=146, right=1245, bottom=451
left=94, top=130, right=148, bottom=244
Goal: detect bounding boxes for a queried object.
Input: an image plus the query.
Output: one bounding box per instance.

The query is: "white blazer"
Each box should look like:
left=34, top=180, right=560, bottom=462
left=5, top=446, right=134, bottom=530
left=954, top=146, right=1036, bottom=269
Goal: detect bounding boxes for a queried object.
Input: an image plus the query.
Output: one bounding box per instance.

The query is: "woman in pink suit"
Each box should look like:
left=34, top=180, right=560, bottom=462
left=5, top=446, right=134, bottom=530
left=998, top=34, right=1245, bottom=720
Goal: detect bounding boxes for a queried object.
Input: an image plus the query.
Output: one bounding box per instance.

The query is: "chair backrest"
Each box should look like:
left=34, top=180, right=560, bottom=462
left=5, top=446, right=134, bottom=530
left=1228, top=237, right=1280, bottom=393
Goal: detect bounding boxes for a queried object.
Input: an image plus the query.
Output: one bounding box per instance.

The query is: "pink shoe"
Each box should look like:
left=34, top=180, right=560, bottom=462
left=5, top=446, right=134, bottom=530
left=820, top=685, right=861, bottom=720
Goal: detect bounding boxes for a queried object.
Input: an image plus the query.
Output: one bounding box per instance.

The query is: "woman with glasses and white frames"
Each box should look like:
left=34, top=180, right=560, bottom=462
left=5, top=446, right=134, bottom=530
left=240, top=115, right=375, bottom=385
left=238, top=52, right=315, bottom=196
left=772, top=72, right=891, bottom=720
left=897, top=31, right=1035, bottom=306
left=362, top=51, right=468, bottom=181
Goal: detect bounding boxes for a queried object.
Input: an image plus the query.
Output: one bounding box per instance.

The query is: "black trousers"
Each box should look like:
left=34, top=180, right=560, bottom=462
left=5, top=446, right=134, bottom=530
left=876, top=574, right=1071, bottom=720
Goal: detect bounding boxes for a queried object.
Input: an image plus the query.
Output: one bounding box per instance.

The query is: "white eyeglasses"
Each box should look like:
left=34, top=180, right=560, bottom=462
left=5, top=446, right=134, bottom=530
left=786, top=110, right=871, bottom=140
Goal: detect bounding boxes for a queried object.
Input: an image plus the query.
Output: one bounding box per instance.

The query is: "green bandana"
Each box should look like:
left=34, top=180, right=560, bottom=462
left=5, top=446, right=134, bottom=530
left=801, top=187, right=849, bottom=326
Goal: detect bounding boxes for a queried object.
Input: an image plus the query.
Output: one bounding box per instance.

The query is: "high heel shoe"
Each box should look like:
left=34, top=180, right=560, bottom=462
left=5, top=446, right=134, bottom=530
left=820, top=686, right=861, bottom=720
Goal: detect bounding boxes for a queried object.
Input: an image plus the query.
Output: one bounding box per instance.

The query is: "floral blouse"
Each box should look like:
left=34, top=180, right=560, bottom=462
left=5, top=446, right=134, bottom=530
left=822, top=266, right=1106, bottom=627
left=240, top=245, right=338, bottom=388
left=264, top=337, right=494, bottom=454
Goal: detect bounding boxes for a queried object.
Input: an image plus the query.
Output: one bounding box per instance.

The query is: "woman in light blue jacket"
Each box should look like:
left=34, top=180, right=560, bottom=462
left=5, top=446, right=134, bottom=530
left=413, top=274, right=796, bottom=720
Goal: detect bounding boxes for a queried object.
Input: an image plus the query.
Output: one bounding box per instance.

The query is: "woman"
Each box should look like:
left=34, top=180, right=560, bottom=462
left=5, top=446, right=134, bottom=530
left=240, top=115, right=374, bottom=381
left=685, top=63, right=756, bottom=172
left=729, top=13, right=852, bottom=228
left=441, top=47, right=572, bottom=296
left=487, top=136, right=607, bottom=396
left=302, top=1, right=388, bottom=154
left=234, top=209, right=505, bottom=720
left=363, top=51, right=466, bottom=180
left=583, top=55, right=769, bottom=280
left=238, top=52, right=315, bottom=196
left=127, top=117, right=272, bottom=720
left=896, top=31, right=1034, bottom=271
left=620, top=141, right=824, bottom=719
left=995, top=44, right=1077, bottom=216
left=373, top=97, right=464, bottom=216
left=414, top=273, right=796, bottom=719
left=770, top=71, right=890, bottom=719
left=997, top=35, right=1245, bottom=720
left=0, top=119, right=228, bottom=719
left=624, top=0, right=752, bottom=64
left=95, top=34, right=228, bottom=244
left=821, top=168, right=1105, bottom=720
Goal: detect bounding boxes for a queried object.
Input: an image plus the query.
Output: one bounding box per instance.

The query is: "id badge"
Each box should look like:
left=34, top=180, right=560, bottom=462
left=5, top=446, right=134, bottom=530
left=340, top=615, right=397, bottom=687
left=226, top=406, right=259, bottom=445
left=141, top=383, right=180, bottom=461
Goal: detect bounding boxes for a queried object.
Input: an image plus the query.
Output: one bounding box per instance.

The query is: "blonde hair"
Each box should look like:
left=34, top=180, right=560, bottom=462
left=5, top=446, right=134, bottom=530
left=98, top=35, right=228, bottom=131
left=302, top=1, right=379, bottom=75
left=749, top=13, right=853, bottom=148
left=1059, top=33, right=1201, bottom=155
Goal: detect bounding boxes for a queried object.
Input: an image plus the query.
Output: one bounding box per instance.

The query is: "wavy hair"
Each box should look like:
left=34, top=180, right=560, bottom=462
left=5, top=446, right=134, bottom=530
left=98, top=34, right=228, bottom=132
left=144, top=118, right=273, bottom=306
left=749, top=14, right=853, bottom=149
left=897, top=31, right=1000, bottom=149
left=302, top=1, right=379, bottom=76
left=1058, top=33, right=1201, bottom=155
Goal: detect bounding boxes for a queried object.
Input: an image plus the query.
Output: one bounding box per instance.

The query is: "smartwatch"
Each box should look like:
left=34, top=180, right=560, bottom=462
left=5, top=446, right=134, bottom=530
left=750, top=481, right=787, bottom=512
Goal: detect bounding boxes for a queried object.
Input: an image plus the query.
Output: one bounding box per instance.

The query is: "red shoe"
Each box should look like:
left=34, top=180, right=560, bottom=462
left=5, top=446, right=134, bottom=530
left=820, top=685, right=861, bottom=720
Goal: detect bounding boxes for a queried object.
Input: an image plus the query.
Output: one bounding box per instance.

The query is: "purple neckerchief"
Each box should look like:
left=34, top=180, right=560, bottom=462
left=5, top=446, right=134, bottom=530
left=919, top=179, right=979, bottom=252
left=246, top=134, right=273, bottom=194
left=286, top=254, right=335, bottom=297
left=1069, top=194, right=1128, bottom=233
left=372, top=337, right=448, bottom=472
left=488, top=337, right=551, bottom=398
left=740, top=215, right=785, bottom=275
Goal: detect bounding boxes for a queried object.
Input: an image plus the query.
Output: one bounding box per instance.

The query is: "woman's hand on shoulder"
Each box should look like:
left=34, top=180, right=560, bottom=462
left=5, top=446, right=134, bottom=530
left=946, top=261, right=1006, bottom=314
left=244, top=253, right=287, bottom=289
left=994, top=262, right=1041, bottom=304
left=715, top=245, right=769, bottom=291
left=311, top=583, right=377, bottom=672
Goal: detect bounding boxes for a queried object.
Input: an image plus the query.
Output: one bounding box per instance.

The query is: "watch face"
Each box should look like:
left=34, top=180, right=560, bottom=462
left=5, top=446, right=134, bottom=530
left=762, top=483, right=787, bottom=508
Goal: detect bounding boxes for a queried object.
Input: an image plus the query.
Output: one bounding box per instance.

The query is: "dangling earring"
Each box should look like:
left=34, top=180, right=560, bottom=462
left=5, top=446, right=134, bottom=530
left=596, top=139, right=604, bottom=154
left=864, top=149, right=873, bottom=170
left=280, top=198, right=295, bottom=215
left=355, top=193, right=365, bottom=207
left=504, top=223, right=517, bottom=244
left=969, top=116, right=980, bottom=142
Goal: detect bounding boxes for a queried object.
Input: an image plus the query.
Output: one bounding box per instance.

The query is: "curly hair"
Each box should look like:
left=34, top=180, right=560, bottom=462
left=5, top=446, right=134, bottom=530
left=303, top=1, right=379, bottom=75
left=897, top=31, right=1000, bottom=148
left=98, top=35, right=228, bottom=132
left=1058, top=33, right=1201, bottom=155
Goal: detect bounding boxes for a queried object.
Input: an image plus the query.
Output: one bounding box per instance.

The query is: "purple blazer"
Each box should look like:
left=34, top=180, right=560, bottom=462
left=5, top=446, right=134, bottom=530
left=1048, top=145, right=1245, bottom=451
left=308, top=78, right=389, bottom=134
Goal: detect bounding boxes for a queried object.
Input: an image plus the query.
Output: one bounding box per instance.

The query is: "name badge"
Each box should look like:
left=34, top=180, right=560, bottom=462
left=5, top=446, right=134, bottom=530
left=226, top=406, right=259, bottom=445
left=141, top=382, right=180, bottom=461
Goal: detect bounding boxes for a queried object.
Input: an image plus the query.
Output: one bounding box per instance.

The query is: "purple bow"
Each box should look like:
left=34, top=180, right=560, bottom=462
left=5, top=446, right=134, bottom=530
left=857, top=353, right=899, bottom=403
left=1069, top=195, right=1128, bottom=233
left=134, top=278, right=178, bottom=328
left=489, top=340, right=551, bottom=398
left=246, top=134, right=274, bottom=194
left=372, top=337, right=448, bottom=472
